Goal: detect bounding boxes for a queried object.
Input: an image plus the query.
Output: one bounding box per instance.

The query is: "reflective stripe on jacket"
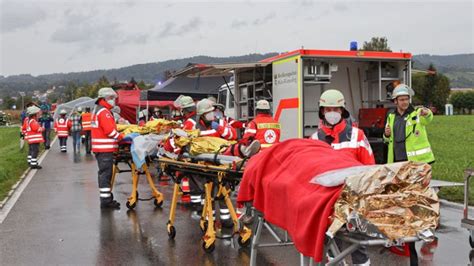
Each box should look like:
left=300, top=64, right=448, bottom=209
left=91, top=104, right=121, bottom=153
left=81, top=112, right=92, bottom=131
left=54, top=117, right=71, bottom=137
left=384, top=107, right=434, bottom=163
left=243, top=113, right=281, bottom=149
left=311, top=119, right=375, bottom=165
left=23, top=118, right=45, bottom=144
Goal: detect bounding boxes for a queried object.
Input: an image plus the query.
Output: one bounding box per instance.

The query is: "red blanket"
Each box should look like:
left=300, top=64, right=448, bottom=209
left=238, top=139, right=363, bottom=262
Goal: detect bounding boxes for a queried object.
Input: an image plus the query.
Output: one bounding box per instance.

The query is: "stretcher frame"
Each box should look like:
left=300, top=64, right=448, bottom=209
left=157, top=157, right=252, bottom=252
left=250, top=208, right=424, bottom=266
left=461, top=168, right=474, bottom=248
left=111, top=142, right=164, bottom=209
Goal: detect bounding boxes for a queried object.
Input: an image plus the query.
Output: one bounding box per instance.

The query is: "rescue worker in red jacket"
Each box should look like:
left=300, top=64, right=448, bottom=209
left=174, top=95, right=197, bottom=131
left=149, top=106, right=164, bottom=121
left=81, top=107, right=92, bottom=154
left=170, top=95, right=197, bottom=204
left=54, top=109, right=72, bottom=153
left=311, top=89, right=374, bottom=266
left=242, top=100, right=281, bottom=150
left=208, top=97, right=245, bottom=130
left=198, top=99, right=260, bottom=225
left=92, top=87, right=124, bottom=209
left=311, top=89, right=375, bottom=165
left=22, top=106, right=44, bottom=169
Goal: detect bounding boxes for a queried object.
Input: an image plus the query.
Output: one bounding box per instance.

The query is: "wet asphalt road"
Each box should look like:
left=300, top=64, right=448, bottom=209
left=0, top=140, right=472, bottom=265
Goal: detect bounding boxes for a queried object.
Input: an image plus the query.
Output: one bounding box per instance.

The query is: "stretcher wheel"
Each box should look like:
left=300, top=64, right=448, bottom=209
left=168, top=225, right=176, bottom=239
left=202, top=241, right=215, bottom=253
left=237, top=236, right=250, bottom=248
left=126, top=201, right=137, bottom=209
left=470, top=235, right=474, bottom=248
left=154, top=199, right=163, bottom=208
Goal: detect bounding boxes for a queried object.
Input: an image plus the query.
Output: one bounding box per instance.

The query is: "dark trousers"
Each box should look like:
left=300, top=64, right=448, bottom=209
left=42, top=129, right=51, bottom=148
left=95, top=152, right=114, bottom=203
left=59, top=137, right=68, bottom=152
left=84, top=131, right=91, bottom=154
left=28, top=143, right=40, bottom=166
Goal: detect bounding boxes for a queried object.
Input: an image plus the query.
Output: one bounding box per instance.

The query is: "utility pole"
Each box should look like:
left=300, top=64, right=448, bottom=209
left=19, top=91, right=25, bottom=110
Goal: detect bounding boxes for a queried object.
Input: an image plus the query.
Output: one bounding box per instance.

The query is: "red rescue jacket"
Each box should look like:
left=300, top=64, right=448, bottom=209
left=243, top=113, right=281, bottom=149
left=81, top=112, right=92, bottom=131
left=54, top=116, right=71, bottom=137
left=182, top=112, right=197, bottom=130
left=91, top=100, right=124, bottom=153
left=23, top=117, right=44, bottom=144
left=311, top=119, right=375, bottom=165
left=196, top=118, right=237, bottom=140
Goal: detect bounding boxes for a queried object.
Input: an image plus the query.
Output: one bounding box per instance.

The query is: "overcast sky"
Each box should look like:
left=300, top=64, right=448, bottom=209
left=0, top=0, right=472, bottom=76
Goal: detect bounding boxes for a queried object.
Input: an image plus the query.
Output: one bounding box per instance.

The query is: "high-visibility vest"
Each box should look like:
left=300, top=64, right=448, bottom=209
left=81, top=112, right=92, bottom=131
left=23, top=118, right=44, bottom=144
left=91, top=105, right=120, bottom=153
left=384, top=107, right=435, bottom=163
left=244, top=114, right=281, bottom=149
left=54, top=117, right=70, bottom=137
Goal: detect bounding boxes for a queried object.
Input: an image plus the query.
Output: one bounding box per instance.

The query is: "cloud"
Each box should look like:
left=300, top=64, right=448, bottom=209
left=50, top=11, right=148, bottom=53
left=158, top=17, right=203, bottom=39
left=231, top=12, right=275, bottom=29
left=333, top=3, right=349, bottom=11
left=231, top=20, right=248, bottom=29
left=0, top=2, right=47, bottom=33
left=252, top=12, right=276, bottom=26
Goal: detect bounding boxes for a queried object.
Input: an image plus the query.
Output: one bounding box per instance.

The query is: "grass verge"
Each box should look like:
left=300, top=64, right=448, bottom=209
left=427, top=115, right=474, bottom=203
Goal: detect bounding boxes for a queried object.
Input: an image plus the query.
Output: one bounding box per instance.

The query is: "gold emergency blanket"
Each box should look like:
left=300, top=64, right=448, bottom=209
left=117, top=119, right=179, bottom=135
left=327, top=161, right=439, bottom=240
left=170, top=129, right=236, bottom=155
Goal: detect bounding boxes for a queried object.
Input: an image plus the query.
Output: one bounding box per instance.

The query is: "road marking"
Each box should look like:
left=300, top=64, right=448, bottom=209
left=0, top=137, right=57, bottom=224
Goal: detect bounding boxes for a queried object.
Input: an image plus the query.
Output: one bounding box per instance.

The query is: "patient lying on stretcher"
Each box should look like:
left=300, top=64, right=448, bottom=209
left=160, top=129, right=261, bottom=160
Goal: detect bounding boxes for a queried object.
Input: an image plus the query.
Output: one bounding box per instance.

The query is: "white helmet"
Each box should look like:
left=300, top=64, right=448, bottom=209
left=256, top=100, right=271, bottom=110
left=98, top=87, right=117, bottom=99
left=392, top=84, right=413, bottom=99
left=319, top=90, right=345, bottom=108
left=207, top=96, right=217, bottom=104
left=26, top=106, right=41, bottom=116
left=174, top=95, right=195, bottom=109
left=196, top=99, right=215, bottom=115
left=59, top=109, right=67, bottom=115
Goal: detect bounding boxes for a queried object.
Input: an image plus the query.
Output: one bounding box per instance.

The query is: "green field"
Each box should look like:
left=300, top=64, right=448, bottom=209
left=427, top=115, right=474, bottom=203
left=0, top=127, right=51, bottom=201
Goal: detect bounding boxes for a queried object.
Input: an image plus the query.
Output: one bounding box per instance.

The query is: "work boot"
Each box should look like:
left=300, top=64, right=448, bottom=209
left=240, top=140, right=261, bottom=157
left=101, top=200, right=121, bottom=210
left=31, top=165, right=42, bottom=170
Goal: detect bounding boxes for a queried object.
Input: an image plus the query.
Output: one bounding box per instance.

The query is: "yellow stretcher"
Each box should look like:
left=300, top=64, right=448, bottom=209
left=111, top=141, right=164, bottom=209
left=157, top=156, right=252, bottom=253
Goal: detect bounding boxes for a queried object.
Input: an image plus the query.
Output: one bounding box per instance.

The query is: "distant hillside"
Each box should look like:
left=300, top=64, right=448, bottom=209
left=0, top=53, right=278, bottom=96
left=1, top=52, right=473, bottom=98
left=412, top=54, right=474, bottom=88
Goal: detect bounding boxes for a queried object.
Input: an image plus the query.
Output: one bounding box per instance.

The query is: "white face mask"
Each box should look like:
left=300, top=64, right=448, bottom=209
left=324, top=111, right=342, bottom=125
left=204, top=112, right=215, bottom=121
left=107, top=99, right=116, bottom=107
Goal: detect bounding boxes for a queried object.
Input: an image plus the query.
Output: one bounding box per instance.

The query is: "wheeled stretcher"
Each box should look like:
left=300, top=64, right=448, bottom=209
left=250, top=209, right=426, bottom=266
left=157, top=155, right=252, bottom=252
left=111, top=141, right=164, bottom=209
